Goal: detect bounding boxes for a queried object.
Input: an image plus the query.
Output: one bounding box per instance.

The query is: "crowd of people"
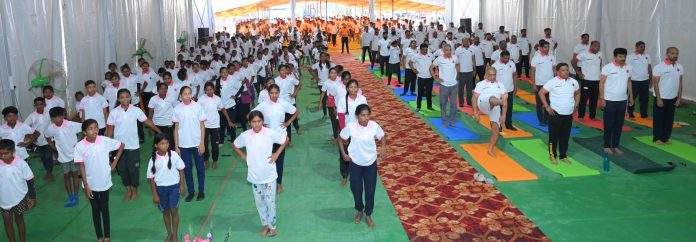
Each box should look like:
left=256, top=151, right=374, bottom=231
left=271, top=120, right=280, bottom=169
left=0, top=15, right=685, bottom=242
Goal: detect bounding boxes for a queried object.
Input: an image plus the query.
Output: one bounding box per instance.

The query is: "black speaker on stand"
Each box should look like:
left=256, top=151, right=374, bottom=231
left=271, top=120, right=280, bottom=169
left=198, top=28, right=210, bottom=44
left=460, top=18, right=472, bottom=33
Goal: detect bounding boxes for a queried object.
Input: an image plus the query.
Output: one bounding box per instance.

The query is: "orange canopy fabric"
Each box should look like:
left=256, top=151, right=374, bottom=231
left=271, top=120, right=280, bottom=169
left=215, top=0, right=444, bottom=17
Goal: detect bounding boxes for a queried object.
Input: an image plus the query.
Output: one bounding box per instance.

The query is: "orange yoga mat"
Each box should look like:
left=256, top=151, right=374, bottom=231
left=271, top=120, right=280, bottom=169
left=461, top=143, right=538, bottom=182
left=516, top=89, right=537, bottom=104
left=460, top=105, right=533, bottom=138
left=572, top=113, right=632, bottom=131
left=626, top=115, right=681, bottom=128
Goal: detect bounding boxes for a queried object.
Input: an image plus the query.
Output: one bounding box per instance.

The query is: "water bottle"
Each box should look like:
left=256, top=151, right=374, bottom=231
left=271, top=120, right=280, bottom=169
left=207, top=231, right=213, bottom=241
left=602, top=153, right=610, bottom=172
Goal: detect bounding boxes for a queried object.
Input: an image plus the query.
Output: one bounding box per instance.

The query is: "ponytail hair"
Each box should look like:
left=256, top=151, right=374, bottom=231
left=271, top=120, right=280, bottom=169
left=150, top=133, right=173, bottom=175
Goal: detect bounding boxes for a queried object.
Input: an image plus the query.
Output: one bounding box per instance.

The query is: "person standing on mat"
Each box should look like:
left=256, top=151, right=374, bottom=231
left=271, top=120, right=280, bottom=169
left=377, top=32, right=391, bottom=76
left=455, top=38, right=476, bottom=107
left=530, top=40, right=556, bottom=126
left=386, top=40, right=402, bottom=87
left=627, top=41, right=652, bottom=119
left=473, top=68, right=508, bottom=156
left=411, top=43, right=435, bottom=111
left=575, top=41, right=602, bottom=120
left=518, top=29, right=532, bottom=78
left=491, top=51, right=518, bottom=131
left=338, top=104, right=386, bottom=228
left=599, top=48, right=633, bottom=155
left=401, top=40, right=418, bottom=96
left=651, top=47, right=684, bottom=144
left=430, top=44, right=460, bottom=127
left=538, top=63, right=580, bottom=164
left=472, top=37, right=486, bottom=82
left=361, top=26, right=373, bottom=63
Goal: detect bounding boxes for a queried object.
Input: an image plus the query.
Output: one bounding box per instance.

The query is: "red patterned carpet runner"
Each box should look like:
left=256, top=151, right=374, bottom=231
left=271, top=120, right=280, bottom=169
left=333, top=53, right=549, bottom=241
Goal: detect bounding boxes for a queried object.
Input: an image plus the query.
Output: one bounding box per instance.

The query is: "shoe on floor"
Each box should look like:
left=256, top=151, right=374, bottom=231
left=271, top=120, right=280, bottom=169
left=185, top=193, right=195, bottom=202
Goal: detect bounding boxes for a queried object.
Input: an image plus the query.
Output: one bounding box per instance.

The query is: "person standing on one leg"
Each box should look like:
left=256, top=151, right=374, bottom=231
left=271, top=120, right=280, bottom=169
left=455, top=38, right=476, bottom=106
left=599, top=48, right=633, bottom=155
left=627, top=41, right=652, bottom=119
left=575, top=41, right=602, bottom=120
left=530, top=40, right=556, bottom=126
left=411, top=44, right=435, bottom=112
left=538, top=63, right=580, bottom=164
left=491, top=51, right=518, bottom=131
left=472, top=68, right=508, bottom=156
left=652, top=47, right=684, bottom=144
left=338, top=104, right=386, bottom=228
left=431, top=44, right=460, bottom=127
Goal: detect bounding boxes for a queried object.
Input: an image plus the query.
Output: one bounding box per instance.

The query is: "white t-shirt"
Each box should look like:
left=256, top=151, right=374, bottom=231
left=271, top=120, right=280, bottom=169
left=577, top=51, right=602, bottom=81
left=139, top=70, right=159, bottom=93
left=627, top=53, right=651, bottom=81
left=107, top=105, right=147, bottom=150
left=543, top=76, right=580, bottom=115
left=257, top=89, right=270, bottom=104
left=361, top=32, right=372, bottom=47
left=172, top=101, right=206, bottom=148
left=413, top=53, right=434, bottom=78
left=492, top=60, right=517, bottom=92
left=24, top=111, right=50, bottom=146
left=219, top=75, right=242, bottom=109
left=252, top=99, right=297, bottom=133
left=471, top=45, right=484, bottom=66
left=339, top=121, right=385, bottom=166
left=480, top=40, right=495, bottom=58
left=0, top=122, right=35, bottom=159
left=388, top=46, right=401, bottom=64
left=43, top=120, right=81, bottom=163
left=147, top=95, right=174, bottom=126
left=652, top=61, right=684, bottom=99
left=146, top=151, right=186, bottom=187
left=337, top=93, right=368, bottom=125
left=198, top=94, right=223, bottom=128
left=275, top=75, right=300, bottom=104
left=474, top=80, right=507, bottom=100
left=491, top=50, right=502, bottom=63
left=0, top=156, right=34, bottom=209
left=120, top=74, right=141, bottom=104
left=573, top=43, right=590, bottom=59
left=74, top=136, right=122, bottom=192
left=312, top=62, right=336, bottom=87
left=433, top=55, right=459, bottom=87
left=44, top=96, right=65, bottom=112
left=455, top=46, right=475, bottom=72
left=403, top=48, right=417, bottom=70
left=531, top=53, right=557, bottom=85
left=519, top=37, right=530, bottom=55
left=79, top=94, right=109, bottom=129
left=378, top=38, right=391, bottom=56
left=601, top=62, right=632, bottom=101
left=508, top=43, right=521, bottom=63
left=234, top=127, right=286, bottom=184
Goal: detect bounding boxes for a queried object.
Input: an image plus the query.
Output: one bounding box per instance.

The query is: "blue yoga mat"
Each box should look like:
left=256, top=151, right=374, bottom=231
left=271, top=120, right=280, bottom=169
left=514, top=112, right=580, bottom=135
left=392, top=87, right=417, bottom=102
left=428, top=118, right=480, bottom=141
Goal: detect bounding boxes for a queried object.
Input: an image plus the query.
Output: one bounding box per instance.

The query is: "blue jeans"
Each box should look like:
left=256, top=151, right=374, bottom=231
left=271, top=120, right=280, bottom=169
left=439, top=84, right=459, bottom=124
left=180, top=147, right=205, bottom=194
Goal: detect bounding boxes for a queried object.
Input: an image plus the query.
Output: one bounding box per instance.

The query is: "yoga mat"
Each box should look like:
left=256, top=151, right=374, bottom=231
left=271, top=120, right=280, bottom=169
left=510, top=139, right=600, bottom=177
left=514, top=112, right=581, bottom=135
left=392, top=87, right=417, bottom=102
left=513, top=104, right=532, bottom=112
left=408, top=101, right=441, bottom=117
left=572, top=113, right=632, bottom=131
left=428, top=118, right=479, bottom=141
left=516, top=89, right=537, bottom=104
left=461, top=143, right=538, bottom=182
left=574, top=137, right=675, bottom=173
left=459, top=106, right=533, bottom=138
left=383, top=77, right=402, bottom=87
left=626, top=116, right=682, bottom=128
left=634, top=136, right=696, bottom=163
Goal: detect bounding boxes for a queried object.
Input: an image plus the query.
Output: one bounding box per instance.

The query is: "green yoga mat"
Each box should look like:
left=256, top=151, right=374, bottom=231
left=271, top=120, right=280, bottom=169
left=407, top=101, right=441, bottom=117
left=513, top=104, right=531, bottom=112
left=634, top=136, right=696, bottom=163
left=510, top=139, right=600, bottom=177
left=574, top=137, right=675, bottom=174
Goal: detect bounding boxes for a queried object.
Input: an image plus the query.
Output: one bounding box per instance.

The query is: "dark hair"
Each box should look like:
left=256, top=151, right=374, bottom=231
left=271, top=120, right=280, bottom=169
left=345, top=79, right=359, bottom=113
left=120, top=64, right=130, bottom=71
left=341, top=71, right=351, bottom=80
left=355, top=104, right=371, bottom=117
left=115, top=89, right=131, bottom=108
left=614, top=48, right=628, bottom=57
left=162, top=71, right=172, bottom=80
left=501, top=50, right=510, bottom=57
left=555, top=63, right=569, bottom=71
left=538, top=40, right=549, bottom=48
left=75, top=91, right=84, bottom=97
left=204, top=82, right=215, bottom=90
left=2, top=106, right=18, bottom=117
left=177, top=68, right=187, bottom=81
left=33, top=97, right=46, bottom=104
left=635, top=41, right=645, bottom=47
left=419, top=43, right=428, bottom=49
left=581, top=33, right=589, bottom=38
left=150, top=133, right=173, bottom=174
left=82, top=119, right=98, bottom=131
left=178, top=85, right=192, bottom=97
left=247, top=110, right=264, bottom=122
left=156, top=82, right=167, bottom=91
left=43, top=85, right=54, bottom=92
left=544, top=28, right=551, bottom=32
left=49, top=107, right=66, bottom=118
left=84, top=80, right=96, bottom=87
left=0, top=139, right=15, bottom=152
left=268, top=83, right=280, bottom=93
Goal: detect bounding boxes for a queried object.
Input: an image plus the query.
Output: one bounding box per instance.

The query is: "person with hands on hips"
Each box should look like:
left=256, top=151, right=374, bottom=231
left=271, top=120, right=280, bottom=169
left=538, top=63, right=580, bottom=164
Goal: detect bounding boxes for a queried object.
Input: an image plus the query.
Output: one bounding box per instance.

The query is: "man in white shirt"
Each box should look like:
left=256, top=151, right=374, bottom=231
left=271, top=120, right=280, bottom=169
left=410, top=44, right=435, bottom=111
left=542, top=28, right=558, bottom=52
left=518, top=29, right=532, bottom=78
left=472, top=37, right=485, bottom=82
left=599, top=48, right=633, bottom=154
left=455, top=38, right=476, bottom=106
left=474, top=22, right=485, bottom=40
left=508, top=35, right=521, bottom=73
left=530, top=40, right=557, bottom=126
left=627, top=41, right=652, bottom=118
left=430, top=44, right=460, bottom=127
left=377, top=32, right=391, bottom=76
left=481, top=33, right=496, bottom=66
left=571, top=33, right=590, bottom=77
left=576, top=41, right=602, bottom=120
left=361, top=26, right=372, bottom=63
left=651, top=47, right=684, bottom=144
left=494, top=26, right=508, bottom=44
left=538, top=63, right=580, bottom=163
left=491, top=41, right=507, bottom=63
left=492, top=51, right=518, bottom=130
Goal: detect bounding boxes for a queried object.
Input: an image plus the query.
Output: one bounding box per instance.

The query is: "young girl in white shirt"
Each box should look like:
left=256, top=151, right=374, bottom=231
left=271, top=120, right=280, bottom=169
left=75, top=119, right=124, bottom=241
left=148, top=83, right=175, bottom=150
left=198, top=82, right=223, bottom=169
left=257, top=78, right=274, bottom=104
left=233, top=110, right=288, bottom=237
left=172, top=86, right=207, bottom=202
left=335, top=79, right=368, bottom=186
left=146, top=133, right=185, bottom=242
left=318, top=67, right=343, bottom=141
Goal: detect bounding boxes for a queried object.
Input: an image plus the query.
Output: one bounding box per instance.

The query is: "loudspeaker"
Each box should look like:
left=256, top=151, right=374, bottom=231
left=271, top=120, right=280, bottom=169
left=460, top=18, right=472, bottom=33
left=197, top=28, right=210, bottom=41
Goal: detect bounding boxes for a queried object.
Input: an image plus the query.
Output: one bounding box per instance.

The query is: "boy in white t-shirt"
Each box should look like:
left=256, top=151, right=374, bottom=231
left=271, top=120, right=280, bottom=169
left=0, top=139, right=37, bottom=242
left=0, top=107, right=39, bottom=161
left=44, top=107, right=83, bottom=207
left=24, top=97, right=55, bottom=181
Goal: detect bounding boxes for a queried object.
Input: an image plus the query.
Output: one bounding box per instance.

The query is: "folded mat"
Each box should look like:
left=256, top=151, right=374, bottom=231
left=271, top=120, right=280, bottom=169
left=574, top=137, right=674, bottom=173
left=514, top=112, right=581, bottom=135
left=572, top=113, right=632, bottom=131
left=626, top=115, right=682, bottom=128
left=392, top=87, right=417, bottom=102
left=461, top=143, right=538, bottom=181
left=459, top=105, right=533, bottom=138
left=516, top=89, right=537, bottom=104
left=408, top=101, right=441, bottom=117
left=634, top=136, right=696, bottom=163
left=428, top=118, right=479, bottom=141
left=510, top=139, right=600, bottom=177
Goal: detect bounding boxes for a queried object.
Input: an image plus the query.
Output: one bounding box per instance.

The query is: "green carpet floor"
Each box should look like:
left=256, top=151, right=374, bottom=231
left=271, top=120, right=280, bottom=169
left=20, top=68, right=408, bottom=241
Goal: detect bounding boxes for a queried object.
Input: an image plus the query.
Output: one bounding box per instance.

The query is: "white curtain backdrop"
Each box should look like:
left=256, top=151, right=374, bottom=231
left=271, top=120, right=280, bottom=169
left=480, top=0, right=524, bottom=35
left=452, top=0, right=480, bottom=29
